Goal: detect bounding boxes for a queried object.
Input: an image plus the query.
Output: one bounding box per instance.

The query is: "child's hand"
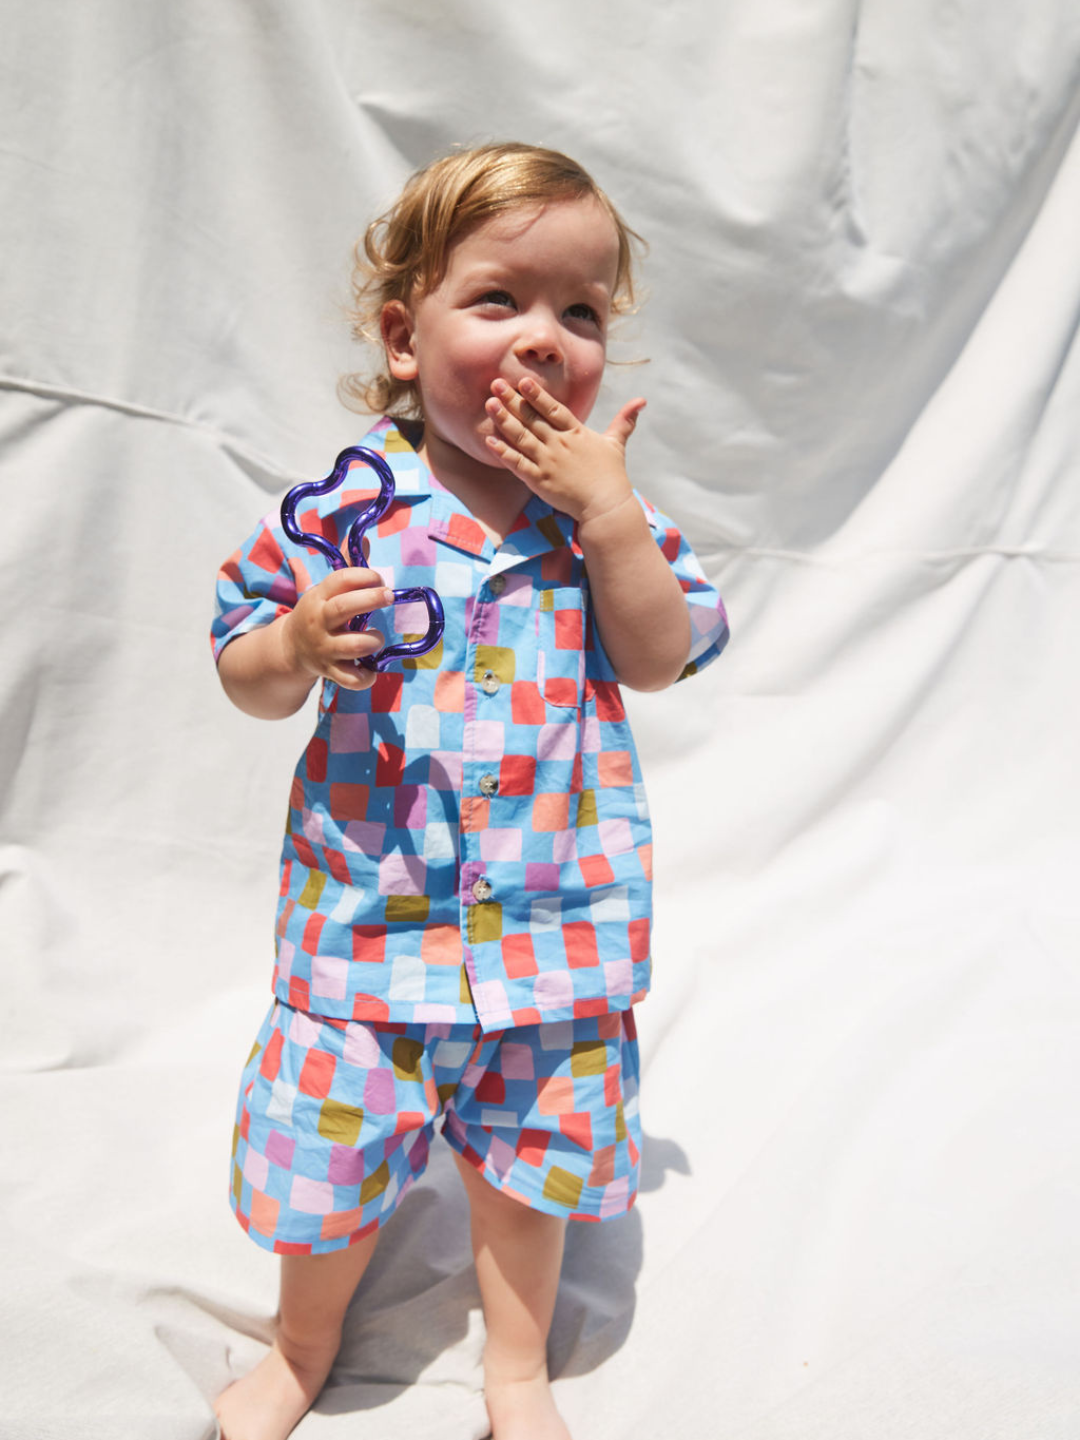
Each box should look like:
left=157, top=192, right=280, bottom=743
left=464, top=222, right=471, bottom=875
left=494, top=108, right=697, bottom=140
left=484, top=377, right=646, bottom=526
left=282, top=566, right=392, bottom=690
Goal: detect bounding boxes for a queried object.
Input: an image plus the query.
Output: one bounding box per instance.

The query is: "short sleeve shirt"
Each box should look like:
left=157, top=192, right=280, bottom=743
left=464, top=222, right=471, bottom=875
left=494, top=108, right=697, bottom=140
left=212, top=418, right=729, bottom=1032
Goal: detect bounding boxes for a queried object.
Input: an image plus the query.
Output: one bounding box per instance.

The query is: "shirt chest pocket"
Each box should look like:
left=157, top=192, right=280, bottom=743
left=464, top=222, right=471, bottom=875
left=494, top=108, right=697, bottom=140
left=535, top=586, right=586, bottom=713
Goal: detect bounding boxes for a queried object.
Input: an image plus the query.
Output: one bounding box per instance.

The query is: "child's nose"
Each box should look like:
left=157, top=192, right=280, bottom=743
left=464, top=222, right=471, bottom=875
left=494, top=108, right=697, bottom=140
left=514, top=318, right=563, bottom=365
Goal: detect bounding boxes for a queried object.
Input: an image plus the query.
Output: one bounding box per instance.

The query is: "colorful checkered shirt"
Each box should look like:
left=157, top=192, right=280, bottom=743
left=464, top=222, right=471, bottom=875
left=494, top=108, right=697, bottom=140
left=212, top=418, right=729, bottom=1032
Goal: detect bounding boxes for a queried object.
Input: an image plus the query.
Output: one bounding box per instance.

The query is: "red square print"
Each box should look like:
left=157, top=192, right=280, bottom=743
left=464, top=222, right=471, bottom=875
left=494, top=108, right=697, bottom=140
left=298, top=1048, right=335, bottom=1098
left=511, top=681, right=545, bottom=725
left=515, top=1129, right=551, bottom=1166
left=259, top=1028, right=284, bottom=1081
left=563, top=921, right=599, bottom=968
left=351, top=993, right=391, bottom=1023
left=572, top=996, right=609, bottom=1018
left=554, top=609, right=583, bottom=650
left=376, top=743, right=405, bottom=787
left=545, top=677, right=577, bottom=707
left=329, top=783, right=369, bottom=822
left=370, top=673, right=404, bottom=713
left=579, top=854, right=614, bottom=887
left=475, top=1072, right=505, bottom=1105
left=559, top=1111, right=593, bottom=1151
left=502, top=933, right=538, bottom=978
left=306, top=738, right=328, bottom=784
left=288, top=976, right=310, bottom=1011
left=324, top=848, right=351, bottom=885
left=248, top=529, right=285, bottom=574
left=376, top=503, right=410, bottom=538
left=499, top=755, right=537, bottom=796
left=290, top=835, right=318, bottom=870
left=302, top=912, right=326, bottom=952
left=351, top=926, right=387, bottom=963
left=590, top=680, right=625, bottom=722
left=628, top=917, right=649, bottom=962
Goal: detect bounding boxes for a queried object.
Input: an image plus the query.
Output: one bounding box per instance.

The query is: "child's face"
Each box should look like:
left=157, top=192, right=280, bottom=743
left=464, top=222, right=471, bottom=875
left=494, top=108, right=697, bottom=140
left=383, top=196, right=619, bottom=475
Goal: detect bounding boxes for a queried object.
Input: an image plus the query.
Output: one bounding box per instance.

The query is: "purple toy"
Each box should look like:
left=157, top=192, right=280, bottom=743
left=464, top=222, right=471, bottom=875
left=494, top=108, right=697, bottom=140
left=280, top=446, right=445, bottom=672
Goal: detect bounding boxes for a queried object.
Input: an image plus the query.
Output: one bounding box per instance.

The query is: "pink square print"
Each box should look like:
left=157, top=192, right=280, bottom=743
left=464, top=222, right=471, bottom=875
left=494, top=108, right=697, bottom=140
left=289, top=1175, right=335, bottom=1214
left=243, top=1147, right=270, bottom=1190
left=525, top=863, right=559, bottom=891
left=485, top=1133, right=517, bottom=1182
left=343, top=1023, right=383, bottom=1069
left=399, top=529, right=437, bottom=566
left=330, top=712, right=370, bottom=753
left=394, top=786, right=427, bottom=828
left=343, top=820, right=386, bottom=854
left=499, top=1043, right=535, bottom=1080
left=532, top=970, right=573, bottom=1010
left=480, top=828, right=522, bottom=862
left=537, top=723, right=577, bottom=762
left=429, top=752, right=463, bottom=789
left=310, top=954, right=349, bottom=1001
left=599, top=818, right=634, bottom=856
left=470, top=721, right=506, bottom=762
left=378, top=854, right=427, bottom=895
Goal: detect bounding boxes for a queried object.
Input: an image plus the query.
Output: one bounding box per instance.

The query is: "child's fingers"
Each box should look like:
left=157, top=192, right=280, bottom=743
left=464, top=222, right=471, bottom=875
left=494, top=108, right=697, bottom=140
left=485, top=434, right=535, bottom=480
left=604, top=397, right=647, bottom=449
left=324, top=581, right=394, bottom=631
left=485, top=397, right=542, bottom=460
left=327, top=629, right=384, bottom=687
left=516, top=376, right=573, bottom=430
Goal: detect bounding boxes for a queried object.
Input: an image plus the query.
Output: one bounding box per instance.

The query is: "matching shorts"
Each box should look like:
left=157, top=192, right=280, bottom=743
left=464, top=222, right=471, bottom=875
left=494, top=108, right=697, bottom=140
left=230, top=1000, right=641, bottom=1253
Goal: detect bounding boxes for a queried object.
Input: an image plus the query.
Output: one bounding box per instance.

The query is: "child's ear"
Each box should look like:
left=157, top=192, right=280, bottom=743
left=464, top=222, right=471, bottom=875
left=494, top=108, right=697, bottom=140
left=381, top=300, right=419, bottom=382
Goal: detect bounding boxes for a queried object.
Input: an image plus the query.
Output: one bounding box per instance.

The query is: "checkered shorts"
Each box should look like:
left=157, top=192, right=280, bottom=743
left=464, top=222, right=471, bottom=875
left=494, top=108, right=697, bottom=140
left=230, top=1001, right=641, bottom=1253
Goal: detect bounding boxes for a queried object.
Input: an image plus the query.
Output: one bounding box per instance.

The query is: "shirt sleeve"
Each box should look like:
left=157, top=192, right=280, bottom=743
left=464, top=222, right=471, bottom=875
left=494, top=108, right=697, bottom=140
left=210, top=510, right=311, bottom=663
left=635, top=490, right=730, bottom=680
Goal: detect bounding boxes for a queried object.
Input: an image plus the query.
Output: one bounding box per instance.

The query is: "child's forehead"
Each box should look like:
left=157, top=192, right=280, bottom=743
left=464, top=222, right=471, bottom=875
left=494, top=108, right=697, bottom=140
left=446, top=196, right=619, bottom=273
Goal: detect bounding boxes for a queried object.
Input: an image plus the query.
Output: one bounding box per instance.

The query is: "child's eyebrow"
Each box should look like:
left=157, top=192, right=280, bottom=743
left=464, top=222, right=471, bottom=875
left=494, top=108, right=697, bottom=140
left=454, top=262, right=614, bottom=296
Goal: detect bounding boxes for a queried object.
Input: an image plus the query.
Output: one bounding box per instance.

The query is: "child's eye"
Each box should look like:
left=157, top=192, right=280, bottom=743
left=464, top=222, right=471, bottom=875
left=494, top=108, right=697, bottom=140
left=565, top=302, right=600, bottom=324
left=477, top=290, right=516, bottom=309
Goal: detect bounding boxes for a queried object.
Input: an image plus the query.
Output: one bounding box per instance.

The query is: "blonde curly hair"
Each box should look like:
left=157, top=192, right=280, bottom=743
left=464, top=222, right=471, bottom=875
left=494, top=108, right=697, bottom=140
left=340, top=142, right=642, bottom=420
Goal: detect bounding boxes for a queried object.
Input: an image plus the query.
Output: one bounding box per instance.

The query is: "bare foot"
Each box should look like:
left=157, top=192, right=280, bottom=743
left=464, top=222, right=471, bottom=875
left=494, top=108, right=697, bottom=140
left=484, top=1368, right=573, bottom=1440
left=214, top=1336, right=335, bottom=1440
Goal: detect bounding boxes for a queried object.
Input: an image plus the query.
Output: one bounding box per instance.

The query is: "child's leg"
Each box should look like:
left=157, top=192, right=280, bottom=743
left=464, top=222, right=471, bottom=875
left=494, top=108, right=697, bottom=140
left=214, top=1229, right=378, bottom=1440
left=454, top=1151, right=573, bottom=1440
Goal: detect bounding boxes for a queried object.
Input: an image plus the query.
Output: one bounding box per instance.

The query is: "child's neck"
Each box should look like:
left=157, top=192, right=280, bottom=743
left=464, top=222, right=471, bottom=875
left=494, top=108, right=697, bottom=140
left=419, top=430, right=532, bottom=548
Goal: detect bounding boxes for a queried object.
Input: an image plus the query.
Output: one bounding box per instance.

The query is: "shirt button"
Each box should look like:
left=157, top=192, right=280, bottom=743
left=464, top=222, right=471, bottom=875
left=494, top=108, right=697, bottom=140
left=480, top=670, right=500, bottom=695
left=489, top=574, right=507, bottom=596
left=472, top=876, right=493, bottom=902
left=479, top=773, right=498, bottom=797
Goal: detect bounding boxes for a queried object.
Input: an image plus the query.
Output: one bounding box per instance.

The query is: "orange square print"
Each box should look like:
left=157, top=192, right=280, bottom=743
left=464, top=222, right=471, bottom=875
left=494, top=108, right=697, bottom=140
left=434, top=669, right=465, bottom=712
left=532, top=793, right=570, bottom=831
left=249, top=1189, right=280, bottom=1238
left=422, top=924, right=461, bottom=965
left=537, top=1075, right=575, bottom=1115
left=598, top=750, right=634, bottom=787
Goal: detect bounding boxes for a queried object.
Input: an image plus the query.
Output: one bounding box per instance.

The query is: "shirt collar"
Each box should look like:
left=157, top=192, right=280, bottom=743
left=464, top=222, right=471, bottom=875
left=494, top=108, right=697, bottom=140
left=379, top=418, right=579, bottom=572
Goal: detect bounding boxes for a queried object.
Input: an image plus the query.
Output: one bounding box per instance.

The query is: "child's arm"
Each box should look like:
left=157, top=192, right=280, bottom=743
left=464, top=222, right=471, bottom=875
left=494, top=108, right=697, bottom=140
left=218, top=567, right=392, bottom=718
left=484, top=377, right=691, bottom=692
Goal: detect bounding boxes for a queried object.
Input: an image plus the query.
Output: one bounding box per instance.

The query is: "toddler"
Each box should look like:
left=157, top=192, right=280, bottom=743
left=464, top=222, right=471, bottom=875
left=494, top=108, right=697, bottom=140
left=211, top=142, right=728, bottom=1440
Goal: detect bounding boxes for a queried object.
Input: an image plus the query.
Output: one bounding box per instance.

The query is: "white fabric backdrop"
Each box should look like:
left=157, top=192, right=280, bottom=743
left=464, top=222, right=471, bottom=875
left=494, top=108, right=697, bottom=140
left=3, top=3, right=1079, bottom=1436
